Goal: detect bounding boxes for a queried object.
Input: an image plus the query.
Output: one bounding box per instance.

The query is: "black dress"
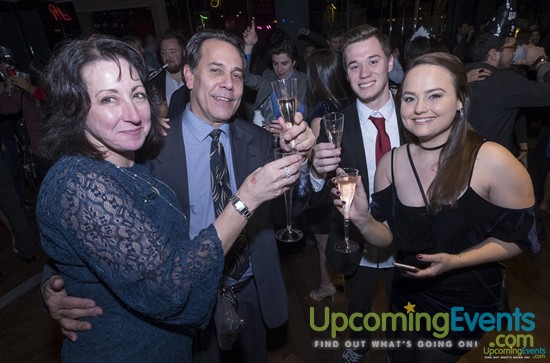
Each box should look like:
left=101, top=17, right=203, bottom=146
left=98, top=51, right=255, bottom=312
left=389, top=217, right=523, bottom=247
left=370, top=145, right=539, bottom=352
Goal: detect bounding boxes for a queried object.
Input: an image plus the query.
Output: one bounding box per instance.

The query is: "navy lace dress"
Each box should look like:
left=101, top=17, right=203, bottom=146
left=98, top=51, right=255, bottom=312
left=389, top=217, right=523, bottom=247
left=370, top=147, right=539, bottom=350
left=37, top=156, right=224, bottom=362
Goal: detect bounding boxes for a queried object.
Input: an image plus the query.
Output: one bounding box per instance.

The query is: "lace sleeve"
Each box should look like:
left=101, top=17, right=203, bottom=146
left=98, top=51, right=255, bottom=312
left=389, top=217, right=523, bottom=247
left=38, top=162, right=224, bottom=326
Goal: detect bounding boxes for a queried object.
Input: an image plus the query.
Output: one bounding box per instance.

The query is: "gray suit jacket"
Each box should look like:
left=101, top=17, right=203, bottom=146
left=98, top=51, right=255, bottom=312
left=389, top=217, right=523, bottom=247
left=148, top=107, right=288, bottom=329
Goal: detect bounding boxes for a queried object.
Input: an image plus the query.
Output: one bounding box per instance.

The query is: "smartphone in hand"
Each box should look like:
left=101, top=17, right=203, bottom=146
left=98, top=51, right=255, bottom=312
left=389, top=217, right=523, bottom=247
left=393, top=262, right=420, bottom=273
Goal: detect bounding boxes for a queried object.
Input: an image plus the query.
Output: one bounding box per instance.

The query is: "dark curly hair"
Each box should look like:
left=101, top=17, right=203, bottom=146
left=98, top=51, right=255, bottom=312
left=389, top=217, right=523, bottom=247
left=41, top=34, right=162, bottom=161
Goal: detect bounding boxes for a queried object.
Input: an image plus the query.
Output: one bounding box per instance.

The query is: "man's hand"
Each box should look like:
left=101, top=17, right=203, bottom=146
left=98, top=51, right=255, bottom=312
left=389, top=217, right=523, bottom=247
left=310, top=142, right=341, bottom=178
left=278, top=112, right=315, bottom=156
left=514, top=44, right=546, bottom=66
left=43, top=275, right=102, bottom=342
left=243, top=20, right=258, bottom=53
left=10, top=75, right=35, bottom=94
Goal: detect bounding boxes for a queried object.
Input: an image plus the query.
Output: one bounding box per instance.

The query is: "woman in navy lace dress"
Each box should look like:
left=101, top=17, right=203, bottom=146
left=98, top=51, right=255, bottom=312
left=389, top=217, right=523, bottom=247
left=36, top=35, right=303, bottom=362
left=332, top=52, right=539, bottom=362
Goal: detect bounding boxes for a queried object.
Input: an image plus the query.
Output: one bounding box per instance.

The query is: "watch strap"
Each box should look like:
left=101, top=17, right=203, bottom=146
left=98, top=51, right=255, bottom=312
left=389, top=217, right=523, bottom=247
left=230, top=194, right=253, bottom=220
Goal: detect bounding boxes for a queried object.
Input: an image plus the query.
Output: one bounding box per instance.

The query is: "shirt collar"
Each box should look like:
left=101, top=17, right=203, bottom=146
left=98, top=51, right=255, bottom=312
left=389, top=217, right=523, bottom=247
left=183, top=104, right=231, bottom=142
left=357, top=90, right=395, bottom=122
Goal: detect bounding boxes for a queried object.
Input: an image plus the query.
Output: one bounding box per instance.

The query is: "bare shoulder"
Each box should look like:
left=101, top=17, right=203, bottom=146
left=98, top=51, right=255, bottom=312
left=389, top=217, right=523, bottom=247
left=475, top=142, right=525, bottom=177
left=473, top=142, right=534, bottom=209
left=374, top=146, right=404, bottom=191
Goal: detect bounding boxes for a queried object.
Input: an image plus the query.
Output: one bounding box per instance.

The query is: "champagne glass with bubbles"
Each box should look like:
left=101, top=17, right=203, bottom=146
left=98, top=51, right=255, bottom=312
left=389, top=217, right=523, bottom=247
left=271, top=78, right=297, bottom=149
left=323, top=112, right=344, bottom=148
left=273, top=147, right=303, bottom=242
left=334, top=168, right=360, bottom=253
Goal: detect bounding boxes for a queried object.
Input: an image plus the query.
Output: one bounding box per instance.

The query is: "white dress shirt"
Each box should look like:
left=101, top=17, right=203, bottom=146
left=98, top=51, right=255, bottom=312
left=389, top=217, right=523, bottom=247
left=310, top=91, right=400, bottom=268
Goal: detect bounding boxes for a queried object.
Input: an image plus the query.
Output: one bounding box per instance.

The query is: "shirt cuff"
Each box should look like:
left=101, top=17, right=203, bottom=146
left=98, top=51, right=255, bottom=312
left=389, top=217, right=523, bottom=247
left=310, top=172, right=326, bottom=192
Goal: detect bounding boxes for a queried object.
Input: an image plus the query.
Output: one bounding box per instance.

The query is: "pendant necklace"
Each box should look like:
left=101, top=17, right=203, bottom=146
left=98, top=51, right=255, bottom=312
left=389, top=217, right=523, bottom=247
left=109, top=162, right=186, bottom=220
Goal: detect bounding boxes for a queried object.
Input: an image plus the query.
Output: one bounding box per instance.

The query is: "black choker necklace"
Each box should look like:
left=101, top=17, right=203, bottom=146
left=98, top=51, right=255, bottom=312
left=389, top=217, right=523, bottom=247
left=419, top=142, right=447, bottom=151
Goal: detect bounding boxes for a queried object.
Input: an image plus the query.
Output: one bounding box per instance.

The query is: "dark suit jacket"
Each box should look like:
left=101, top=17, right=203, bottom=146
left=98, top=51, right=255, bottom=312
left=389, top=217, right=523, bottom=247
left=314, top=99, right=403, bottom=275
left=148, top=104, right=288, bottom=329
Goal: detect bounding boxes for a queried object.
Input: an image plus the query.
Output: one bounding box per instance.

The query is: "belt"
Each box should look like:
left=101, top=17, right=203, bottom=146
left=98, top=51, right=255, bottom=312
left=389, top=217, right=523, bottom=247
left=227, top=277, right=253, bottom=294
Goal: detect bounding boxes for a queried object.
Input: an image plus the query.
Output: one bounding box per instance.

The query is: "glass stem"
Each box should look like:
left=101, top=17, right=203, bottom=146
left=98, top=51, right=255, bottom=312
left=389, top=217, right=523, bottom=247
left=284, top=187, right=294, bottom=230
left=344, top=218, right=350, bottom=243
left=273, top=134, right=279, bottom=149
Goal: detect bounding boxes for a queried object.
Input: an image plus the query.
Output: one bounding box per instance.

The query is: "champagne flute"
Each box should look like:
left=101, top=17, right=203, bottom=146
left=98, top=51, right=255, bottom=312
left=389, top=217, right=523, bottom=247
left=323, top=112, right=344, bottom=148
left=334, top=168, right=360, bottom=253
left=273, top=147, right=303, bottom=242
left=271, top=78, right=297, bottom=149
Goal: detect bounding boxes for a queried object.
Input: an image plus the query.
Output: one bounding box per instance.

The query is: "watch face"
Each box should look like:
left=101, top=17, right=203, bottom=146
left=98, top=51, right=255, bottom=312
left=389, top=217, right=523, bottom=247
left=235, top=200, right=245, bottom=211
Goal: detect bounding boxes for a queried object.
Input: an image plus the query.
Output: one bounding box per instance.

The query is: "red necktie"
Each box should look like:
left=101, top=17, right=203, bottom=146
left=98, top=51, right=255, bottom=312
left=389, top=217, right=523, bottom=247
left=369, top=115, right=391, bottom=165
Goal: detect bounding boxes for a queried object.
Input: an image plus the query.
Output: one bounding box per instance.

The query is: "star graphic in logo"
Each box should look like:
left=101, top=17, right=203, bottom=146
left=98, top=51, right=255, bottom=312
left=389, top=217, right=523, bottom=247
left=404, top=301, right=416, bottom=313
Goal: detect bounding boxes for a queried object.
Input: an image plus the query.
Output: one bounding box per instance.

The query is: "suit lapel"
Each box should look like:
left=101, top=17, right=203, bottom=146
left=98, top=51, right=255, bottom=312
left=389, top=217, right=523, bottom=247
left=229, top=120, right=258, bottom=188
left=343, top=106, right=370, bottom=195
left=155, top=112, right=191, bottom=217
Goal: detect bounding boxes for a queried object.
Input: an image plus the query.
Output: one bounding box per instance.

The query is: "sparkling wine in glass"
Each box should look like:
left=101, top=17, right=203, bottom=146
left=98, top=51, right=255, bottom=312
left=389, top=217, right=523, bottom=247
left=323, top=112, right=344, bottom=148
left=334, top=168, right=360, bottom=253
left=273, top=147, right=303, bottom=243
left=271, top=78, right=297, bottom=149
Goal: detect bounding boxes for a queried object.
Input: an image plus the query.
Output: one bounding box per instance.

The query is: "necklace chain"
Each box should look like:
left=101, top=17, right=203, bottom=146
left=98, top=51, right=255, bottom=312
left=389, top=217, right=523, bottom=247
left=110, top=162, right=186, bottom=219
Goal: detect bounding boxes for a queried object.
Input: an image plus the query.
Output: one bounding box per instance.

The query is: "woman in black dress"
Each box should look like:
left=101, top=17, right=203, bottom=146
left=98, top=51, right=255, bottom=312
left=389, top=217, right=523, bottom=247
left=333, top=52, right=539, bottom=362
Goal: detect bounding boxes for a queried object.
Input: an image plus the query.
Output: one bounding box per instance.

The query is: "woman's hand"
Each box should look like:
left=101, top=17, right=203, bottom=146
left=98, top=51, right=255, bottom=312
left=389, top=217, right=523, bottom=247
left=401, top=253, right=457, bottom=278
left=467, top=68, right=491, bottom=82
left=237, top=153, right=303, bottom=210
left=159, top=117, right=170, bottom=136
left=331, top=174, right=370, bottom=224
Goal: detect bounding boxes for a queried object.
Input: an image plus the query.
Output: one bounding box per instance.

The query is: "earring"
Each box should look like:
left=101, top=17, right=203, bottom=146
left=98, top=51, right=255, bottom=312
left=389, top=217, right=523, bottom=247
left=457, top=108, right=464, bottom=119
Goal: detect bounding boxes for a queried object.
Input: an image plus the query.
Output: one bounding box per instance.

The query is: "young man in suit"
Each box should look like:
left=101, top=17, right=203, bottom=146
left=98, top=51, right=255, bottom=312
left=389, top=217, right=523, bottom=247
left=41, top=30, right=315, bottom=362
left=310, top=24, right=401, bottom=363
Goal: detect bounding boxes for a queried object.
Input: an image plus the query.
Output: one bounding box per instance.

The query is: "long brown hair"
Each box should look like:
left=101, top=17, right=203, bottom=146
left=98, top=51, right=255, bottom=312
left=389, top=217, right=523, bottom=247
left=306, top=49, right=350, bottom=111
left=403, top=52, right=484, bottom=213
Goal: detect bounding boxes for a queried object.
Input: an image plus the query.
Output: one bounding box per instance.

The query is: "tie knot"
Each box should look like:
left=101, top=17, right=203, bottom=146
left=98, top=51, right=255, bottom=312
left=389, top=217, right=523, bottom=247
left=209, top=129, right=222, bottom=142
left=369, top=115, right=386, bottom=131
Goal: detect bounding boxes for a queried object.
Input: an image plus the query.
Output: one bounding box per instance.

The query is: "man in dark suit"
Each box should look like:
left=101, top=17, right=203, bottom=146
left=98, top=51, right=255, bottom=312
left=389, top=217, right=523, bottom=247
left=41, top=30, right=314, bottom=362
left=310, top=24, right=401, bottom=363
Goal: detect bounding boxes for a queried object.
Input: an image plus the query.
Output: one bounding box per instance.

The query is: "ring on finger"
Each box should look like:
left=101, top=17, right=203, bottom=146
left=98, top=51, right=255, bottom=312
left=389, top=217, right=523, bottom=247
left=284, top=166, right=292, bottom=178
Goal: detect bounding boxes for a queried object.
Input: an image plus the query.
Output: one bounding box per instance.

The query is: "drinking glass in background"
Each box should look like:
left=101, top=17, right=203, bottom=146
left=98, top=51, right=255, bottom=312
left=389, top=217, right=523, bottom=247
left=323, top=112, right=344, bottom=148
left=267, top=118, right=280, bottom=149
left=273, top=147, right=303, bottom=243
left=334, top=168, right=360, bottom=253
left=271, top=78, right=297, bottom=149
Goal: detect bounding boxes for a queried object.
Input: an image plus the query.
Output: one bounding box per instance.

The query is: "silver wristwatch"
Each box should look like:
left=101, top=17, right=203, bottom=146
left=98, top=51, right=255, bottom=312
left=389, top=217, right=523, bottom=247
left=230, top=194, right=253, bottom=220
